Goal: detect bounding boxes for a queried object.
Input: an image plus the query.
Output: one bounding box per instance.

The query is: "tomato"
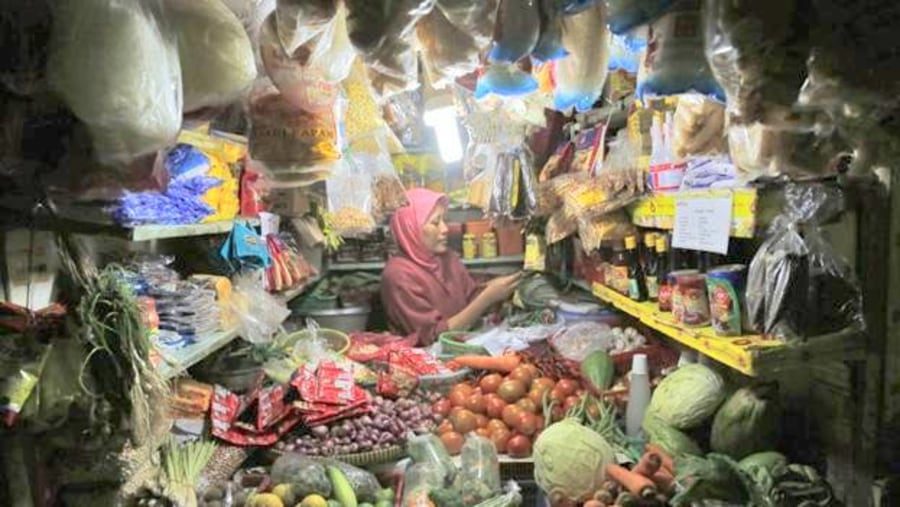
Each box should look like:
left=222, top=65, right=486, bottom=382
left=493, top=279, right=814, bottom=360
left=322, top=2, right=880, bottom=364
left=585, top=400, right=601, bottom=420
left=485, top=395, right=507, bottom=419
left=450, top=405, right=465, bottom=418
left=502, top=404, right=522, bottom=427
left=474, top=414, right=489, bottom=429
left=475, top=427, right=492, bottom=438
left=497, top=379, right=527, bottom=403
left=440, top=431, right=465, bottom=455
left=563, top=395, right=581, bottom=412
left=450, top=409, right=478, bottom=434
left=449, top=389, right=469, bottom=407
left=515, top=398, right=538, bottom=414
left=534, top=414, right=545, bottom=432
left=508, top=365, right=536, bottom=388
left=438, top=420, right=453, bottom=434
left=432, top=399, right=452, bottom=418
left=532, top=377, right=556, bottom=392
left=489, top=427, right=511, bottom=453
left=487, top=419, right=509, bottom=433
left=549, top=386, right=567, bottom=404
left=513, top=412, right=538, bottom=436
left=465, top=393, right=486, bottom=414
left=479, top=373, right=504, bottom=394
left=555, top=379, right=579, bottom=397
left=506, top=434, right=532, bottom=458
left=521, top=363, right=541, bottom=379
left=551, top=405, right=566, bottom=422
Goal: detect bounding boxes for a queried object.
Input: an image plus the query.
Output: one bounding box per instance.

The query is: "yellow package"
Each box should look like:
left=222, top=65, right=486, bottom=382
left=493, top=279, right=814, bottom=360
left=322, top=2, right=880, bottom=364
left=176, top=130, right=244, bottom=222
left=343, top=59, right=404, bottom=154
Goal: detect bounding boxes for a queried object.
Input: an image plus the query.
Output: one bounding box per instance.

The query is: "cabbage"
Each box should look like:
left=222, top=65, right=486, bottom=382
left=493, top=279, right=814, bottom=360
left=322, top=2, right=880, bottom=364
left=646, top=364, right=726, bottom=429
left=168, top=0, right=257, bottom=112
left=533, top=419, right=615, bottom=503
left=47, top=0, right=182, bottom=164
left=642, top=415, right=702, bottom=457
left=710, top=383, right=782, bottom=459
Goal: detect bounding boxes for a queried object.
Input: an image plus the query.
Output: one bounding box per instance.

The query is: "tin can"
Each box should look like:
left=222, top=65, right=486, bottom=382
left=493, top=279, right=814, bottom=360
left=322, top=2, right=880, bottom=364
left=462, top=234, right=477, bottom=259
left=481, top=232, right=498, bottom=258
left=675, top=270, right=709, bottom=327
left=706, top=264, right=747, bottom=336
left=668, top=269, right=698, bottom=322
left=524, top=234, right=546, bottom=271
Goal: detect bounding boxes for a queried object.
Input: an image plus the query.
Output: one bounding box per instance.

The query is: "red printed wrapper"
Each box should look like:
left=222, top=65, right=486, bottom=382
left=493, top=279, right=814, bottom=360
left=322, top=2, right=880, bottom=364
left=257, top=383, right=289, bottom=431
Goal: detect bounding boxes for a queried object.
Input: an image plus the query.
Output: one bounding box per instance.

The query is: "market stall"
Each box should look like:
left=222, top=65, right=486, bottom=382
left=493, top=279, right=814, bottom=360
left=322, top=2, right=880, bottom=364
left=2, top=0, right=899, bottom=506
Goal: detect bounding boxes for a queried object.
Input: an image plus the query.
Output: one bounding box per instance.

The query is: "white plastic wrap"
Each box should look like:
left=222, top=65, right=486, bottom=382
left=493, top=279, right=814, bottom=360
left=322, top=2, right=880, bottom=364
left=47, top=0, right=182, bottom=164
left=553, top=2, right=610, bottom=113
left=168, top=0, right=257, bottom=113
left=672, top=93, right=726, bottom=158
left=275, top=0, right=337, bottom=55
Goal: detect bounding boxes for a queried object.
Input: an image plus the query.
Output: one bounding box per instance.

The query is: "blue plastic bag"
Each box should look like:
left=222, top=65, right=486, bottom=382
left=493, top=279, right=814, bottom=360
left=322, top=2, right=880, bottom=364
left=553, top=2, right=610, bottom=112
left=477, top=0, right=541, bottom=97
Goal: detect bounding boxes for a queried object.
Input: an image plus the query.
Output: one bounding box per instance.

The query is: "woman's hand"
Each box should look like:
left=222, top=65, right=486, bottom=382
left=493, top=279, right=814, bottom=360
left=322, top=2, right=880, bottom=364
left=479, top=272, right=524, bottom=306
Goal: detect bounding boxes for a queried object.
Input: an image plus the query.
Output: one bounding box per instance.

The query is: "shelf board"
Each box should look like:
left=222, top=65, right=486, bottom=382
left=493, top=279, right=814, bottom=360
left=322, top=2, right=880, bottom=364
left=157, top=327, right=240, bottom=380
left=628, top=188, right=758, bottom=238
left=328, top=255, right=524, bottom=272
left=591, top=283, right=864, bottom=376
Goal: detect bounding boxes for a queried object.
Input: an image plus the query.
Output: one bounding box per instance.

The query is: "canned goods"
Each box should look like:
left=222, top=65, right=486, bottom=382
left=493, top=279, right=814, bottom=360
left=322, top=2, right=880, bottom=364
left=481, top=232, right=498, bottom=258
left=674, top=270, right=708, bottom=327
left=462, top=234, right=477, bottom=259
left=706, top=264, right=747, bottom=336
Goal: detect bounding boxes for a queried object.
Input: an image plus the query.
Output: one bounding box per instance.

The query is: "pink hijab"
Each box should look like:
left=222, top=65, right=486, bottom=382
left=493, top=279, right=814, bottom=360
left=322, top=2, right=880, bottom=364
left=390, top=188, right=449, bottom=279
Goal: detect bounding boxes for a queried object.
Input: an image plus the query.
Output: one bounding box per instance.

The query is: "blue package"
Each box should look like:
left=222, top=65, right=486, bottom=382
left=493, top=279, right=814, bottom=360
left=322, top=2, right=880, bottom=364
left=219, top=221, right=270, bottom=272
left=113, top=176, right=222, bottom=226
left=165, top=144, right=210, bottom=181
left=606, top=0, right=677, bottom=35
left=475, top=64, right=539, bottom=98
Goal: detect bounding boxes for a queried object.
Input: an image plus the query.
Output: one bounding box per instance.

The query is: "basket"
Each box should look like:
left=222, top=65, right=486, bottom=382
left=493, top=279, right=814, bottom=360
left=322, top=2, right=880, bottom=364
left=266, top=444, right=407, bottom=467
left=278, top=327, right=351, bottom=357
left=438, top=332, right=489, bottom=357
left=419, top=368, right=471, bottom=394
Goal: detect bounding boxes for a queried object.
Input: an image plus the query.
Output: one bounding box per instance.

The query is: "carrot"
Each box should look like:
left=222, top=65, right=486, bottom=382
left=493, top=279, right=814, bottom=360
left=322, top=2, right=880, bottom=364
left=644, top=443, right=675, bottom=473
left=605, top=464, right=657, bottom=499
left=632, top=452, right=662, bottom=478
left=650, top=469, right=675, bottom=496
left=583, top=500, right=606, bottom=507
left=450, top=353, right=521, bottom=373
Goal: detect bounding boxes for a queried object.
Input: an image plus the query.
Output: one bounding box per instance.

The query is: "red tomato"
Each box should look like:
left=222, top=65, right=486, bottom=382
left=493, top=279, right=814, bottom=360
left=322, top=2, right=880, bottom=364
left=479, top=373, right=504, bottom=394
left=449, top=388, right=469, bottom=408
left=475, top=427, right=492, bottom=438
left=521, top=363, right=541, bottom=379
left=450, top=409, right=478, bottom=434
left=487, top=419, right=509, bottom=433
left=532, top=377, right=556, bottom=393
left=534, top=414, right=545, bottom=432
left=515, top=398, right=538, bottom=414
left=485, top=395, right=507, bottom=419
left=502, top=404, right=523, bottom=427
left=490, top=427, right=511, bottom=453
left=555, top=379, right=579, bottom=397
left=508, top=365, right=536, bottom=388
left=514, top=412, right=538, bottom=436
left=497, top=379, right=527, bottom=403
left=474, top=414, right=489, bottom=429
left=438, top=420, right=453, bottom=434
left=549, top=386, right=567, bottom=404
left=432, top=399, right=452, bottom=418
left=441, top=431, right=465, bottom=455
left=563, top=395, right=581, bottom=412
left=506, top=434, right=533, bottom=458
left=465, top=393, right=487, bottom=414
left=450, top=405, right=465, bottom=418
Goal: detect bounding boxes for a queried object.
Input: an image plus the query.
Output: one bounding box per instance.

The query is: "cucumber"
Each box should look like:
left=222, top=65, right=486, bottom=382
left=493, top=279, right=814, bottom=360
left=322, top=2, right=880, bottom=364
left=327, top=466, right=358, bottom=507
left=581, top=350, right=615, bottom=393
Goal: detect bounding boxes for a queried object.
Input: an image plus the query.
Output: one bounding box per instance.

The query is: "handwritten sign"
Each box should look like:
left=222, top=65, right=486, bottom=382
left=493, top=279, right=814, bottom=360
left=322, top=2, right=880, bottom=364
left=672, top=195, right=733, bottom=254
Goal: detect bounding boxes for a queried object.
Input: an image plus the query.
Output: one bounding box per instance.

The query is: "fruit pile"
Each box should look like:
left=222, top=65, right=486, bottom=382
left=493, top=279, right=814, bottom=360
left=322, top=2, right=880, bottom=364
left=431, top=363, right=586, bottom=458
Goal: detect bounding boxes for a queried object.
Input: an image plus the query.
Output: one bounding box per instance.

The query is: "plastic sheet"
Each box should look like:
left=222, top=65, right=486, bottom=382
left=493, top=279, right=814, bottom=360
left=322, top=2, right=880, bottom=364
left=168, top=0, right=256, bottom=113
left=47, top=0, right=182, bottom=165
left=416, top=8, right=481, bottom=87
left=636, top=1, right=724, bottom=101
left=746, top=184, right=863, bottom=341
left=275, top=0, right=337, bottom=55
left=553, top=2, right=610, bottom=113
left=606, top=0, right=675, bottom=35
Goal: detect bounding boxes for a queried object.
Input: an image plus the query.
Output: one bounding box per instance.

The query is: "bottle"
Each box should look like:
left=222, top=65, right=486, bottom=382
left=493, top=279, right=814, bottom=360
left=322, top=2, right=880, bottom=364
left=624, top=236, right=648, bottom=301
left=648, top=235, right=669, bottom=302
left=641, top=232, right=657, bottom=276
left=609, top=241, right=629, bottom=296
left=481, top=232, right=497, bottom=258
left=626, top=354, right=652, bottom=438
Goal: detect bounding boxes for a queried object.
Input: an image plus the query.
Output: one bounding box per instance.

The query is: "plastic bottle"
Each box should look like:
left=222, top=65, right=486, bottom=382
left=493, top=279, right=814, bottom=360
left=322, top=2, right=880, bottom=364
left=626, top=353, right=651, bottom=438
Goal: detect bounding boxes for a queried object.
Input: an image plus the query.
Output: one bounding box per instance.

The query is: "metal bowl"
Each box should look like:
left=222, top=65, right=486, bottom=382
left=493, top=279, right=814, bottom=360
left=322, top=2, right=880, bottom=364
left=298, top=305, right=371, bottom=333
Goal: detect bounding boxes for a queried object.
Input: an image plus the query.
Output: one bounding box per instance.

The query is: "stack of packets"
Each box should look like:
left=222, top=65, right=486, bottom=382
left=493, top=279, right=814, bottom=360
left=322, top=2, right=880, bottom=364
left=377, top=347, right=450, bottom=398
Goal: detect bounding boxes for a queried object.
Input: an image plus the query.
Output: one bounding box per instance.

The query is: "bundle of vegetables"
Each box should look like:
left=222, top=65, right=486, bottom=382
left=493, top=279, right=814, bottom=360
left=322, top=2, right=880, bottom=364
left=277, top=391, right=440, bottom=456
left=162, top=439, right=218, bottom=507
left=563, top=394, right=633, bottom=460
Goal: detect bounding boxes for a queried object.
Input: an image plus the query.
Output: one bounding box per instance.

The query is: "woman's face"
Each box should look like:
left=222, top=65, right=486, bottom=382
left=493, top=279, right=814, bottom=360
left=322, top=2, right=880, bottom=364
left=421, top=203, right=449, bottom=254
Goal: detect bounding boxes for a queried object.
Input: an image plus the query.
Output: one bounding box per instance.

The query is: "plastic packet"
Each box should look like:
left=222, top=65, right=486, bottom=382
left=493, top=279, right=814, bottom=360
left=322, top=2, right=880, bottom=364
left=315, top=458, right=382, bottom=503
left=229, top=272, right=291, bottom=343
left=436, top=0, right=499, bottom=48
left=475, top=0, right=540, bottom=98
left=539, top=141, right=574, bottom=183
left=636, top=1, right=724, bottom=101
left=416, top=8, right=481, bottom=87
left=672, top=93, right=726, bottom=158
left=570, top=125, right=607, bottom=175
left=275, top=0, right=337, bottom=55
left=168, top=0, right=256, bottom=113
left=407, top=434, right=457, bottom=485
left=550, top=321, right=614, bottom=361
left=0, top=334, right=49, bottom=427
left=545, top=210, right=577, bottom=244
left=606, top=0, right=676, bottom=34
left=577, top=210, right=635, bottom=251
left=47, top=0, right=182, bottom=165
left=597, top=129, right=644, bottom=194
left=325, top=157, right=377, bottom=237
left=703, top=0, right=809, bottom=125
left=553, top=2, right=610, bottom=113
left=555, top=173, right=638, bottom=225
left=403, top=462, right=447, bottom=507
left=746, top=184, right=863, bottom=341
left=308, top=4, right=356, bottom=83
left=344, top=60, right=405, bottom=155
left=345, top=0, right=432, bottom=57
left=270, top=453, right=333, bottom=498
left=531, top=0, right=568, bottom=63
left=488, top=148, right=538, bottom=222
left=366, top=146, right=409, bottom=222
left=459, top=435, right=502, bottom=506
left=678, top=155, right=738, bottom=190
left=608, top=32, right=645, bottom=73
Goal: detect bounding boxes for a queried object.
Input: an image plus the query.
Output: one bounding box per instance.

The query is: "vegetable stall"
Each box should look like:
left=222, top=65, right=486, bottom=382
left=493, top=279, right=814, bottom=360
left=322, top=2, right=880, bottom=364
left=1, top=0, right=899, bottom=506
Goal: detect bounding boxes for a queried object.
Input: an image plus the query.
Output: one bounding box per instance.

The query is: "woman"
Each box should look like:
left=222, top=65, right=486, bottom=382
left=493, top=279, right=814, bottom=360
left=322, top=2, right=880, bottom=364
left=381, top=188, right=522, bottom=346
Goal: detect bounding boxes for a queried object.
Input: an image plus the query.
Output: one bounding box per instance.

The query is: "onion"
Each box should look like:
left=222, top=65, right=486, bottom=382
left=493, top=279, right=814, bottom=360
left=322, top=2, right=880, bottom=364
left=312, top=426, right=329, bottom=437
left=360, top=415, right=373, bottom=425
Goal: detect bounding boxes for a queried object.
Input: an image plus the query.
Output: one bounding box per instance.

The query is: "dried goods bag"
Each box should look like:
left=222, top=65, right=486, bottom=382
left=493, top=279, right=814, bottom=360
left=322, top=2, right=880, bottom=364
left=553, top=2, right=610, bottom=113
left=531, top=0, right=568, bottom=63
left=416, top=8, right=481, bottom=87
left=326, top=157, right=377, bottom=237
left=275, top=0, right=337, bottom=55
left=435, top=0, right=498, bottom=48
left=605, top=0, right=675, bottom=34
left=475, top=0, right=540, bottom=98
left=168, top=0, right=256, bottom=113
left=47, top=0, right=182, bottom=165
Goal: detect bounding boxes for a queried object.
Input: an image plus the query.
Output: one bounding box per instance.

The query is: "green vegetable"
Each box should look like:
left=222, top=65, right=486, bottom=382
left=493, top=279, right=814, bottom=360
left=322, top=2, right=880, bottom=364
left=374, top=489, right=394, bottom=503
left=471, top=488, right=522, bottom=507
left=328, top=500, right=343, bottom=507
left=429, top=487, right=464, bottom=507
left=358, top=503, right=373, bottom=507
left=374, top=502, right=392, bottom=507
left=710, top=383, right=782, bottom=459
left=738, top=452, right=788, bottom=475
left=270, top=454, right=332, bottom=498
left=672, top=453, right=764, bottom=506
left=533, top=418, right=616, bottom=503
left=327, top=466, right=357, bottom=507
left=646, top=364, right=726, bottom=429
left=642, top=415, right=702, bottom=457
left=316, top=459, right=380, bottom=502
left=580, top=350, right=615, bottom=393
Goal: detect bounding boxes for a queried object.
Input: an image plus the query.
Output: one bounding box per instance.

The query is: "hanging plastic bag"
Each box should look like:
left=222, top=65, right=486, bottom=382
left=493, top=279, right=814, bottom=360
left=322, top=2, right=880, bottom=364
left=274, top=0, right=337, bottom=55
left=488, top=148, right=538, bottom=221
left=343, top=60, right=405, bottom=155
left=366, top=145, right=409, bottom=222
left=168, top=0, right=257, bottom=113
left=672, top=93, right=726, bottom=158
left=553, top=2, right=610, bottom=113
left=636, top=1, right=723, bottom=101
left=531, top=0, right=568, bottom=63
left=344, top=0, right=432, bottom=56
left=577, top=210, right=635, bottom=251
left=605, top=0, right=675, bottom=35
left=47, top=0, right=182, bottom=165
left=435, top=0, right=499, bottom=48
left=597, top=129, right=644, bottom=193
left=325, top=157, right=377, bottom=237
left=308, top=3, right=356, bottom=83
left=475, top=0, right=541, bottom=98
left=230, top=272, right=291, bottom=343
left=416, top=8, right=481, bottom=87
left=746, top=184, right=864, bottom=342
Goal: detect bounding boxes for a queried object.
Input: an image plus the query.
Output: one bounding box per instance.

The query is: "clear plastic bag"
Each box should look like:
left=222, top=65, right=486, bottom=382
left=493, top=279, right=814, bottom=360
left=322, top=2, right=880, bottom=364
left=308, top=3, right=355, bottom=83
left=576, top=211, right=636, bottom=252
left=636, top=1, right=723, bottom=101
left=168, top=0, right=256, bottom=113
left=553, top=2, right=610, bottom=113
left=270, top=453, right=333, bottom=498
left=436, top=0, right=499, bottom=48
left=459, top=435, right=502, bottom=506
left=531, top=0, right=567, bottom=63
left=274, top=0, right=337, bottom=55
left=475, top=0, right=540, bottom=98
left=597, top=130, right=644, bottom=194
left=366, top=143, right=409, bottom=222
left=672, top=93, right=726, bottom=158
left=488, top=148, right=538, bottom=222
left=229, top=272, right=291, bottom=343
left=407, top=434, right=457, bottom=485
left=416, top=8, right=481, bottom=87
left=403, top=462, right=447, bottom=507
left=746, top=183, right=864, bottom=341
left=606, top=0, right=676, bottom=35
left=47, top=0, right=182, bottom=165
left=325, top=157, right=377, bottom=237
left=550, top=321, right=615, bottom=361
left=344, top=60, right=406, bottom=155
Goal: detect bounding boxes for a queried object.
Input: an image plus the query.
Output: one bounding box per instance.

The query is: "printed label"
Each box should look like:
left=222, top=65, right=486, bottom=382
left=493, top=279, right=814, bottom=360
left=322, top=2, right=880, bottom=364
left=646, top=275, right=659, bottom=299
left=708, top=277, right=742, bottom=336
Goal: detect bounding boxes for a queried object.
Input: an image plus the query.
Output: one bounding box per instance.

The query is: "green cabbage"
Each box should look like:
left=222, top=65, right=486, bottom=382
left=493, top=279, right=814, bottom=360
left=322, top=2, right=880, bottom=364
left=710, top=384, right=782, bottom=459
left=646, top=364, right=726, bottom=429
left=642, top=415, right=702, bottom=457
left=533, top=419, right=615, bottom=503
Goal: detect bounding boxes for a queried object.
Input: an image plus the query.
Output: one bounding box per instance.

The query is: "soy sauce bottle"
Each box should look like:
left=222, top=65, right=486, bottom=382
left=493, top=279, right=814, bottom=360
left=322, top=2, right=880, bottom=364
left=647, top=235, right=669, bottom=301
left=624, top=236, right=648, bottom=302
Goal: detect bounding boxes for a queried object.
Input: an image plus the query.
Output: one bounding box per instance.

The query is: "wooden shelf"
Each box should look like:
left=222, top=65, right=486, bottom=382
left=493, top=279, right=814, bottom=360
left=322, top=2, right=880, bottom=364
left=328, top=255, right=524, bottom=272
left=591, top=283, right=864, bottom=376
left=627, top=188, right=758, bottom=238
